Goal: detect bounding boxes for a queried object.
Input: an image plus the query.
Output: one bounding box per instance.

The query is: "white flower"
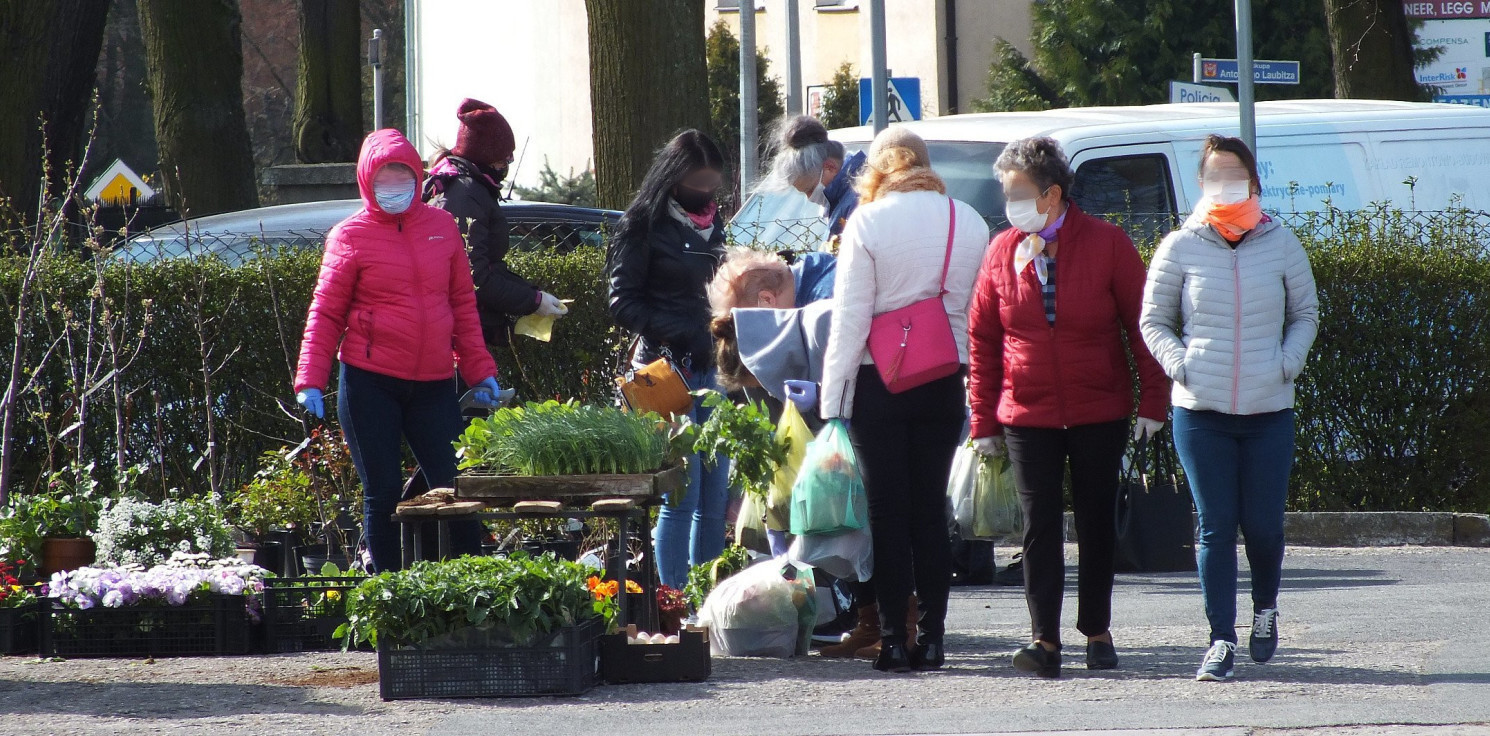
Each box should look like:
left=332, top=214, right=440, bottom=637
left=101, top=590, right=124, bottom=608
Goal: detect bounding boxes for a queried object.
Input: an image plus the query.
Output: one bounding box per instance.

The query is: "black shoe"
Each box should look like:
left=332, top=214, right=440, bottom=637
left=911, top=641, right=945, bottom=671
left=1086, top=639, right=1119, bottom=670
left=1250, top=608, right=1279, bottom=663
left=1196, top=640, right=1237, bottom=682
left=873, top=642, right=913, bottom=673
left=1012, top=642, right=1061, bottom=678
left=994, top=556, right=1025, bottom=587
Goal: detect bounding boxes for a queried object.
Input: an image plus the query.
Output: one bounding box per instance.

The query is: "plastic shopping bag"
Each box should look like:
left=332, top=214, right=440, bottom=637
left=767, top=402, right=812, bottom=532
left=973, top=453, right=1022, bottom=539
left=947, top=445, right=979, bottom=538
left=734, top=491, right=771, bottom=556
left=788, top=525, right=873, bottom=582
left=789, top=420, right=869, bottom=536
left=699, top=559, right=815, bottom=658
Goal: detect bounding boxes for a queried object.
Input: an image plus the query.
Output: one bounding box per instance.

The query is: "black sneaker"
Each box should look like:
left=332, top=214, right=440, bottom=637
left=1196, top=640, right=1236, bottom=682
left=1086, top=639, right=1119, bottom=670
left=994, top=555, right=1024, bottom=587
left=1250, top=608, right=1279, bottom=663
left=1012, top=642, right=1061, bottom=678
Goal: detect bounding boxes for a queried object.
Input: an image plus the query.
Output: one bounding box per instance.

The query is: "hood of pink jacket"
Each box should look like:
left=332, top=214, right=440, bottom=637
left=356, top=129, right=428, bottom=220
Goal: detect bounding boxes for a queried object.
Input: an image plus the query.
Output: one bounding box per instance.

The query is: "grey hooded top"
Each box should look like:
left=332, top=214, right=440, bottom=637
left=1139, top=215, right=1319, bottom=416
left=733, top=300, right=834, bottom=404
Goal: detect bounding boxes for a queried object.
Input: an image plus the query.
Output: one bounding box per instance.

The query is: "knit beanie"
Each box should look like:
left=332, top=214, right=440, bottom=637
left=451, top=98, right=516, bottom=166
left=866, top=125, right=931, bottom=172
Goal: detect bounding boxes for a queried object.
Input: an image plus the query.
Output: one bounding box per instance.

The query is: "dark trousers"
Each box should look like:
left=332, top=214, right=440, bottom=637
left=337, top=364, right=483, bottom=572
left=1173, top=407, right=1294, bottom=644
left=846, top=366, right=965, bottom=646
left=1004, top=419, right=1128, bottom=647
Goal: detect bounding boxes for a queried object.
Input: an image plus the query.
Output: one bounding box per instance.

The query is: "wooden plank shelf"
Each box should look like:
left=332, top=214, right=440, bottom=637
left=454, top=466, right=685, bottom=507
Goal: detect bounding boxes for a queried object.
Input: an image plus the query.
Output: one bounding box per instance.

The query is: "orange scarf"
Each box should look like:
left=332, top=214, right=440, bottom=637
left=1201, top=196, right=1263, bottom=241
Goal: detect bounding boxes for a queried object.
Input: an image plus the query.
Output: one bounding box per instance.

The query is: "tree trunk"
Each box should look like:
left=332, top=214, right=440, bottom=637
left=293, top=0, right=363, bottom=163
left=585, top=0, right=710, bottom=210
left=0, top=0, right=110, bottom=229
left=137, top=0, right=259, bottom=217
left=1324, top=0, right=1423, bottom=100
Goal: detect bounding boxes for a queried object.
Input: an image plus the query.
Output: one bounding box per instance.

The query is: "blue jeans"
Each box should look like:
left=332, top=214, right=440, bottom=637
left=337, top=364, right=484, bottom=573
left=653, top=370, right=732, bottom=589
left=1173, top=407, right=1295, bottom=644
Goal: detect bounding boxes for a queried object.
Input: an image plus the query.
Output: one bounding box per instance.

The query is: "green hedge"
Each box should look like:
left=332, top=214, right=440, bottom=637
left=0, top=245, right=623, bottom=499
left=3, top=207, right=1489, bottom=512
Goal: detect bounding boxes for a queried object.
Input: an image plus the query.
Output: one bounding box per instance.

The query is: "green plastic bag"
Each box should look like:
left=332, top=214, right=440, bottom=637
left=767, top=402, right=812, bottom=532
left=789, top=420, right=868, bottom=536
left=973, top=453, right=1022, bottom=539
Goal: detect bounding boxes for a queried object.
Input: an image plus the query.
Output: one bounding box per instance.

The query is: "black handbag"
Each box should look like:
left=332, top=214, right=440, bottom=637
left=1114, top=431, right=1197, bottom=573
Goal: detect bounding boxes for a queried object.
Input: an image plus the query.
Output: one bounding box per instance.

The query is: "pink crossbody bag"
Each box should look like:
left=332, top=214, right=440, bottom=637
left=866, top=198, right=962, bottom=394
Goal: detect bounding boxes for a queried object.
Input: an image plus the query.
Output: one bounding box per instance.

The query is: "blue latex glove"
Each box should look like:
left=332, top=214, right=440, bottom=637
left=784, top=380, right=818, bottom=411
left=295, top=388, right=324, bottom=419
left=470, top=377, right=504, bottom=409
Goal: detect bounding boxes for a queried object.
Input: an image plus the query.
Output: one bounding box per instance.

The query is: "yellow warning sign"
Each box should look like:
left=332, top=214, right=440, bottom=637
left=84, top=159, right=155, bottom=207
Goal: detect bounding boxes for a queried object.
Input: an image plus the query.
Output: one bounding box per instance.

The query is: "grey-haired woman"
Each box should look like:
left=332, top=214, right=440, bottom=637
left=762, top=115, right=867, bottom=252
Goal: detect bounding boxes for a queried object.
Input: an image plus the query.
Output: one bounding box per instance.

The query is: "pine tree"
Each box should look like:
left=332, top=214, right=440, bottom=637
left=819, top=62, right=859, bottom=130
left=705, top=20, right=785, bottom=185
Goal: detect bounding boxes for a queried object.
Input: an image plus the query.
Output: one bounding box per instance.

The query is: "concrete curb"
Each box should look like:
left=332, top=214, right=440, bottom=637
left=1061, top=511, right=1490, bottom=547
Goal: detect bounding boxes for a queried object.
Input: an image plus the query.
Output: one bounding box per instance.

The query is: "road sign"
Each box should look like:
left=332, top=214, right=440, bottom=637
left=84, top=159, right=154, bottom=207
left=1169, top=81, right=1236, bottom=104
left=806, top=85, right=827, bottom=119
left=1199, top=58, right=1301, bottom=85
left=858, top=77, right=921, bottom=125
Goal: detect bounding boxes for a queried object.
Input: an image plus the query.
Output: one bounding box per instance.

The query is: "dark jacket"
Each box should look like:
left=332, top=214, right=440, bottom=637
left=607, top=214, right=726, bottom=375
left=425, top=155, right=538, bottom=346
left=824, top=150, right=866, bottom=239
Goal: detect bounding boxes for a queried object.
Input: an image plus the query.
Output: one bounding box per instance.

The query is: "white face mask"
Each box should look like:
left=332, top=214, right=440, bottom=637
left=1203, top=180, right=1252, bottom=205
left=807, top=180, right=828, bottom=208
left=375, top=181, right=417, bottom=214
left=1005, top=196, right=1049, bottom=234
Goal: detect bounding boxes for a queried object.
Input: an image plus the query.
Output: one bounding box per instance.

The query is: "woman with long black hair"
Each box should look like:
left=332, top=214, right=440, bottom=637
left=607, top=129, right=732, bottom=590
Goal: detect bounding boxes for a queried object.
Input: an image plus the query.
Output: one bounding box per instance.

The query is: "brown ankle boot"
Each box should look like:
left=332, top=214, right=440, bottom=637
left=821, top=604, right=880, bottom=657
left=857, top=596, right=918, bottom=660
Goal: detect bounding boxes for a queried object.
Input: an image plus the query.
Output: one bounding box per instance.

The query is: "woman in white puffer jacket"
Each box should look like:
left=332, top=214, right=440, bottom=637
left=1139, top=134, right=1318, bottom=684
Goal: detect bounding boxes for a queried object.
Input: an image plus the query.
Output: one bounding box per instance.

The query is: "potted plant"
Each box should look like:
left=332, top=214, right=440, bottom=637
left=0, top=559, right=40, bottom=654
left=262, top=561, right=367, bottom=653
left=0, top=463, right=105, bottom=578
left=93, top=496, right=236, bottom=568
left=295, top=430, right=362, bottom=574
left=232, top=449, right=319, bottom=576
left=342, top=552, right=606, bottom=699
left=42, top=553, right=268, bottom=658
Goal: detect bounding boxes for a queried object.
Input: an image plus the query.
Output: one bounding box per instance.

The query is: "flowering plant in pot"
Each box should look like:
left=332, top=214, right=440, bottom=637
left=0, top=463, right=105, bottom=578
left=47, top=552, right=270, bottom=620
left=94, top=496, right=236, bottom=569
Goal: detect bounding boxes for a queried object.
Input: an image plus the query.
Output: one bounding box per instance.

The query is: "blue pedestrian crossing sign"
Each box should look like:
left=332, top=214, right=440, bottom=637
left=859, top=77, right=922, bottom=125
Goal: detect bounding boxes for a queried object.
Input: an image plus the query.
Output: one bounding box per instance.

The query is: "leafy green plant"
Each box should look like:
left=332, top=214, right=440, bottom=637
left=692, top=391, right=788, bottom=499
left=0, top=463, right=105, bottom=577
left=232, top=450, right=319, bottom=542
left=685, top=544, right=752, bottom=609
left=456, top=400, right=679, bottom=476
left=339, top=553, right=599, bottom=649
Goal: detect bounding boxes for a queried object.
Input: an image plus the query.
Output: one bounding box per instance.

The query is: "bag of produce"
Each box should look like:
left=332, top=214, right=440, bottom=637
left=789, top=420, right=868, bottom=536
left=788, top=525, right=873, bottom=582
left=973, top=453, right=1022, bottom=540
left=947, top=444, right=979, bottom=538
left=734, top=491, right=771, bottom=555
left=767, top=402, right=812, bottom=532
left=699, top=559, right=815, bottom=658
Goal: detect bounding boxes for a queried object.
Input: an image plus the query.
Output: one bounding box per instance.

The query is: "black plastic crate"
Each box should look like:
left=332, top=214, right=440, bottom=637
left=263, top=576, right=367, bottom=653
left=41, top=594, right=251, bottom=658
left=0, top=603, right=40, bottom=655
left=377, top=618, right=602, bottom=700
left=599, top=628, right=711, bottom=684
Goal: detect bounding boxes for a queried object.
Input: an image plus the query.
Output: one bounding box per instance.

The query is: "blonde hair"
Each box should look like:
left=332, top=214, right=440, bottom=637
left=707, top=247, right=793, bottom=317
left=855, top=127, right=944, bottom=204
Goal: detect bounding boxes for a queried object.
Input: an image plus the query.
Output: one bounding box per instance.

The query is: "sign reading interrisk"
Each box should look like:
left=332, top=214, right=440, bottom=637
left=1404, top=1, right=1490, bottom=19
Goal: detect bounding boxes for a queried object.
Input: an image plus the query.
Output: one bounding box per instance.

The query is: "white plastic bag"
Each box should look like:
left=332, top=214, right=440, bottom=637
left=788, top=526, right=873, bottom=582
left=698, top=559, right=814, bottom=658
left=947, top=445, right=979, bottom=538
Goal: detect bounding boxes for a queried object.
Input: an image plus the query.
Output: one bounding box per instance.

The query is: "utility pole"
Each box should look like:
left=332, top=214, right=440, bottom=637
left=1235, top=0, right=1257, bottom=153
left=868, top=0, right=888, bottom=133
left=740, top=1, right=759, bottom=193
left=369, top=29, right=384, bottom=130
left=784, top=0, right=802, bottom=116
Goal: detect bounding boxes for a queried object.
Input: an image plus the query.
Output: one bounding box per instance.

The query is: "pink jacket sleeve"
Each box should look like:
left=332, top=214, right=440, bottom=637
left=295, top=228, right=357, bottom=392
left=446, top=238, right=498, bottom=386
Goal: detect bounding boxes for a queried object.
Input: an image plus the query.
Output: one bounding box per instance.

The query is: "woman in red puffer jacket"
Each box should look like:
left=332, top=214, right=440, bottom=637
left=966, top=137, right=1169, bottom=678
left=294, top=129, right=500, bottom=573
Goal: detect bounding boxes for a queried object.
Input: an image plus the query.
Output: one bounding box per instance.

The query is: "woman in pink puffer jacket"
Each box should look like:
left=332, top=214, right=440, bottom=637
left=294, top=129, right=500, bottom=572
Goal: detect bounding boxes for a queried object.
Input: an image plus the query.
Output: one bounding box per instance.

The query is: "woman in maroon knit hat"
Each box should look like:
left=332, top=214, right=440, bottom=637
left=425, top=98, right=567, bottom=347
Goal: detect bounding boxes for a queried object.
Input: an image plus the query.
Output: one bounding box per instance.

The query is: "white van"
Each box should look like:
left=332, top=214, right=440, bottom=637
left=731, top=100, right=1490, bottom=247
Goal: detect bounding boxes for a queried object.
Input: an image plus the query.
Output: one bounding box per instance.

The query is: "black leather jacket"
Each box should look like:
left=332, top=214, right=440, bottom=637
left=425, top=156, right=538, bottom=346
left=607, top=215, right=725, bottom=375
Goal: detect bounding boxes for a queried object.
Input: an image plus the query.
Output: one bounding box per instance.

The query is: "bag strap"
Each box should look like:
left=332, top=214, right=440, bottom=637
left=937, top=197, right=957, bottom=295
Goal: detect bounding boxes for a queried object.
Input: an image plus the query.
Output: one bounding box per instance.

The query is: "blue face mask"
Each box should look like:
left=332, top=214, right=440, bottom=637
left=374, top=181, right=417, bottom=214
